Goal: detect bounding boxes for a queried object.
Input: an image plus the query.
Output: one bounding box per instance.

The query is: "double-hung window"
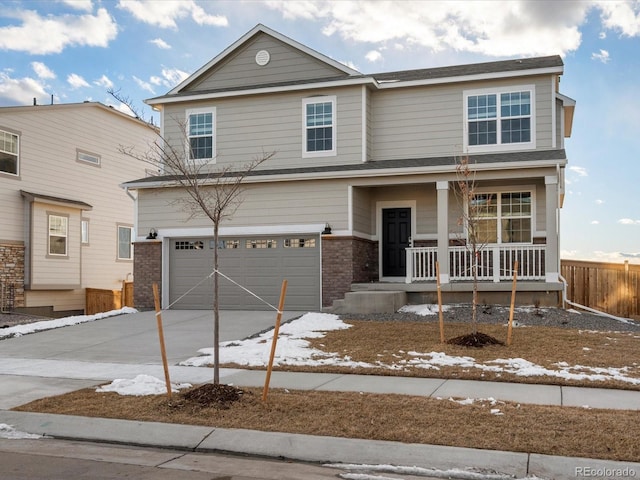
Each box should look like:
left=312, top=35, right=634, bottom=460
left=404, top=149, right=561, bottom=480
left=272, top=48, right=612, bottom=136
left=468, top=190, right=533, bottom=244
left=465, top=86, right=534, bottom=151
left=48, top=214, right=68, bottom=256
left=186, top=108, right=215, bottom=163
left=0, top=129, right=19, bottom=175
left=117, top=225, right=133, bottom=260
left=303, top=96, right=336, bottom=157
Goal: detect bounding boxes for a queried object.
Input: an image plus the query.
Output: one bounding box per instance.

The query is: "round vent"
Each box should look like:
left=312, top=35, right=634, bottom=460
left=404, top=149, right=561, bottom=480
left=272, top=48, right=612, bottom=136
left=255, top=50, right=270, bottom=66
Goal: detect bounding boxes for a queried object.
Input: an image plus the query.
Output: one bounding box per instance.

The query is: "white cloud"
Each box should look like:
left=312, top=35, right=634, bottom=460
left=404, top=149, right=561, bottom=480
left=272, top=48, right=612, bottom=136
left=31, top=62, right=55, bottom=79
left=599, top=31, right=607, bottom=39
left=266, top=0, right=590, bottom=57
left=152, top=67, right=190, bottom=88
left=118, top=0, right=228, bottom=29
left=0, top=8, right=117, bottom=55
left=61, top=0, right=93, bottom=12
left=150, top=38, right=171, bottom=49
left=67, top=73, right=89, bottom=89
left=618, top=218, right=640, bottom=225
left=591, top=220, right=600, bottom=225
left=133, top=75, right=155, bottom=94
left=0, top=71, right=49, bottom=106
left=597, top=0, right=640, bottom=37
left=365, top=50, right=382, bottom=62
left=595, top=199, right=604, bottom=205
left=591, top=49, right=610, bottom=63
left=568, top=165, right=588, bottom=177
left=94, top=75, right=114, bottom=89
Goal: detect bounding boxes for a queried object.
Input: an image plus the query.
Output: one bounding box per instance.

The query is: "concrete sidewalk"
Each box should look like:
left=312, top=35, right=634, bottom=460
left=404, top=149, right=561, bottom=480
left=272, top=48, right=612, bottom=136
left=1, top=309, right=640, bottom=479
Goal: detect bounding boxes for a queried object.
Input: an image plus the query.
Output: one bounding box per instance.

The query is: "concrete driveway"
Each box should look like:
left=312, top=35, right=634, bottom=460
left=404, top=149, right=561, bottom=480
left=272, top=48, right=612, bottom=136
left=0, top=309, right=305, bottom=365
left=0, top=309, right=305, bottom=408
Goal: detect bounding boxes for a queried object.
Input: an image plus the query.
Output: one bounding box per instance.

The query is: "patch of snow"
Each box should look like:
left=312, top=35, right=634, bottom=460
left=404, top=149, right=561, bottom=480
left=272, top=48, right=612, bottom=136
left=96, top=374, right=191, bottom=396
left=0, top=424, right=46, bottom=439
left=398, top=304, right=448, bottom=316
left=0, top=307, right=138, bottom=339
left=326, top=462, right=530, bottom=480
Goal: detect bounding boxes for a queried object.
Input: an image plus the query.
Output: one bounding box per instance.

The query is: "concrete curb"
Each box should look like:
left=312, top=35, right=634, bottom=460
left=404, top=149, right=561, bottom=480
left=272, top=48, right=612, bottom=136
left=2, top=410, right=639, bottom=480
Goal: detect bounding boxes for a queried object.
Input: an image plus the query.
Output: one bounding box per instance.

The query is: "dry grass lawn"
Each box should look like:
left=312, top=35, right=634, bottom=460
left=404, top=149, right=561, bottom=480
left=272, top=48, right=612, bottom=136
left=14, top=320, right=640, bottom=463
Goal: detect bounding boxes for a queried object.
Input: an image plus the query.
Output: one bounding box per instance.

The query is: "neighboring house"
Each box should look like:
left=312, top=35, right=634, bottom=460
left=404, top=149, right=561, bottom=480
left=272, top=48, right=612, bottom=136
left=123, top=24, right=575, bottom=312
left=0, top=102, right=157, bottom=317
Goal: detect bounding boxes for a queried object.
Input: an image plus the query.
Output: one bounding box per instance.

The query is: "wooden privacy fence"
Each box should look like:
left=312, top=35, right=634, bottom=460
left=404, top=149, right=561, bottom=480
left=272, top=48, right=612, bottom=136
left=561, top=260, right=640, bottom=319
left=85, top=281, right=134, bottom=315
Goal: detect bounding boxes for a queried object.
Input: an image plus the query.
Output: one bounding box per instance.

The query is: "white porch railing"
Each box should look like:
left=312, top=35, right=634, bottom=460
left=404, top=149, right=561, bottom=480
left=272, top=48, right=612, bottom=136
left=406, top=244, right=547, bottom=283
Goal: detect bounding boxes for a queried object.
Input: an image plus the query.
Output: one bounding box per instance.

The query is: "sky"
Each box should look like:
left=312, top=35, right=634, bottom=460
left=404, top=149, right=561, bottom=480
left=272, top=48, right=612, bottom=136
left=0, top=0, right=638, bottom=264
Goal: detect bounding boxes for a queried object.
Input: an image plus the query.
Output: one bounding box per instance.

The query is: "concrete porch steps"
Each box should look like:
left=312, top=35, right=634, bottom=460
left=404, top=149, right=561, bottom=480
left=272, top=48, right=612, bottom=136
left=328, top=290, right=407, bottom=315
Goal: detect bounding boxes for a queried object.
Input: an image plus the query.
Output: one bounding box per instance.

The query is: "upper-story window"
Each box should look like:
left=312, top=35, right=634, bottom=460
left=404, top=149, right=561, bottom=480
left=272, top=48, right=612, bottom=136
left=77, top=149, right=101, bottom=167
left=0, top=129, right=19, bottom=176
left=464, top=86, right=535, bottom=152
left=187, top=107, right=215, bottom=163
left=302, top=96, right=336, bottom=157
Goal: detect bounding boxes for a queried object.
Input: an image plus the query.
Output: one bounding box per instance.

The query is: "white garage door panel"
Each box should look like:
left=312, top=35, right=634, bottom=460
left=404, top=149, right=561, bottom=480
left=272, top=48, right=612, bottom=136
left=169, top=236, right=320, bottom=310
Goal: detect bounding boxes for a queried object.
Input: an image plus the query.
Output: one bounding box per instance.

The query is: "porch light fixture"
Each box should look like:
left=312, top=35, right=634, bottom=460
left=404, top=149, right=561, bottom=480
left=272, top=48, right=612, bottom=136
left=322, top=223, right=332, bottom=235
left=146, top=228, right=158, bottom=240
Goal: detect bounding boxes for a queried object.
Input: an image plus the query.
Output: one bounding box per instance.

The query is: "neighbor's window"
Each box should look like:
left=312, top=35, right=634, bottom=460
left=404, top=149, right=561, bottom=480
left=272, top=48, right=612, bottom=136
left=468, top=191, right=532, bottom=244
left=81, top=219, right=89, bottom=245
left=48, top=214, right=68, bottom=256
left=117, top=225, right=133, bottom=260
left=187, top=108, right=215, bottom=162
left=465, top=87, right=533, bottom=150
left=77, top=149, right=101, bottom=166
left=303, top=96, right=336, bottom=157
left=0, top=129, right=19, bottom=175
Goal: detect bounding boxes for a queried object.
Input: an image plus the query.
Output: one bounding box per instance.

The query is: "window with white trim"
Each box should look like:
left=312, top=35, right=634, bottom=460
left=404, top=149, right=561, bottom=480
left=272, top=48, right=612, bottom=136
left=468, top=191, right=532, bottom=244
left=48, top=214, right=68, bottom=256
left=77, top=149, right=101, bottom=166
left=464, top=86, right=534, bottom=151
left=117, top=225, right=133, bottom=260
left=0, top=129, right=19, bottom=175
left=187, top=108, right=215, bottom=162
left=81, top=219, right=89, bottom=245
left=303, top=96, right=336, bottom=157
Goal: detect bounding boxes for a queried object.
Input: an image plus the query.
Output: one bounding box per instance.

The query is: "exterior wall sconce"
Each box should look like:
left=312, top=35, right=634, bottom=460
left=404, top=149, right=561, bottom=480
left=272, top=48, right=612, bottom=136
left=146, top=228, right=158, bottom=240
left=322, top=223, right=332, bottom=235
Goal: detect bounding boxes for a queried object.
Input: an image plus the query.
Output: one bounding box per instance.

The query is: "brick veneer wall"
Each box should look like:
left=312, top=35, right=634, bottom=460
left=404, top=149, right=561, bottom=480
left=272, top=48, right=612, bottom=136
left=133, top=241, right=162, bottom=310
left=0, top=242, right=25, bottom=309
left=321, top=236, right=377, bottom=308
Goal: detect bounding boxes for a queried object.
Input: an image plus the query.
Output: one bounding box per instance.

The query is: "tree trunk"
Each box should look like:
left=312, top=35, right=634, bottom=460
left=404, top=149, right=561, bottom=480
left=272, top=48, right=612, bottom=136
left=213, top=222, right=220, bottom=384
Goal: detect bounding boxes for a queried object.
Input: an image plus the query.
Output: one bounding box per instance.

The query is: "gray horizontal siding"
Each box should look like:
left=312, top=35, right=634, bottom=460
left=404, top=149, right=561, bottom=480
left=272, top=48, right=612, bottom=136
left=162, top=86, right=364, bottom=171
left=186, top=34, right=346, bottom=93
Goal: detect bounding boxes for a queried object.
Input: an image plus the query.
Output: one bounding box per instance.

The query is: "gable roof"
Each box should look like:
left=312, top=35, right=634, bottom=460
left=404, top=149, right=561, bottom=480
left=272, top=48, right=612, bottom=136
left=146, top=25, right=563, bottom=106
left=168, top=24, right=361, bottom=95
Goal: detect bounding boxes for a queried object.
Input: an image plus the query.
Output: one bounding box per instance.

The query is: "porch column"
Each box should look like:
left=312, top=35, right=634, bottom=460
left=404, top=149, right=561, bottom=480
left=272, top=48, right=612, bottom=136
left=436, top=181, right=450, bottom=283
left=545, top=176, right=560, bottom=282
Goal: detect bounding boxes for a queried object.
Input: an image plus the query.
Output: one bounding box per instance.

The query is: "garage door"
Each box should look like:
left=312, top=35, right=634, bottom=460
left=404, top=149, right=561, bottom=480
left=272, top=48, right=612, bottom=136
left=169, top=235, right=320, bottom=311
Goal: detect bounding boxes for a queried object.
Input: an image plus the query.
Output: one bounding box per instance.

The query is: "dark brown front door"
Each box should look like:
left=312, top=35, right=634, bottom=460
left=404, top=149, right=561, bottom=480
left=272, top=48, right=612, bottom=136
left=382, top=208, right=411, bottom=277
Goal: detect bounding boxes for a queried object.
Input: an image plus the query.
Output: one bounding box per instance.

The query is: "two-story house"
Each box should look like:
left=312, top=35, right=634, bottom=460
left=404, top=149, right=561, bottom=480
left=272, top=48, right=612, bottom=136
left=123, top=24, right=575, bottom=313
left=0, top=102, right=157, bottom=317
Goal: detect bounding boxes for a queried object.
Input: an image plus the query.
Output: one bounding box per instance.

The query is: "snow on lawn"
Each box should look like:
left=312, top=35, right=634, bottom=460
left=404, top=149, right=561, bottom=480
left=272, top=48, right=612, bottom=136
left=181, top=312, right=370, bottom=368
left=0, top=307, right=138, bottom=339
left=0, top=424, right=46, bottom=439
left=96, top=374, right=191, bottom=396
left=180, top=309, right=640, bottom=386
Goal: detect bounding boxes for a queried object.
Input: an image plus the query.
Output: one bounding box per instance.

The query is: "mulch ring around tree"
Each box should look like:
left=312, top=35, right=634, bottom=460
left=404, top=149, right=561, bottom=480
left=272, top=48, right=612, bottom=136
left=446, top=332, right=505, bottom=348
left=180, top=383, right=246, bottom=408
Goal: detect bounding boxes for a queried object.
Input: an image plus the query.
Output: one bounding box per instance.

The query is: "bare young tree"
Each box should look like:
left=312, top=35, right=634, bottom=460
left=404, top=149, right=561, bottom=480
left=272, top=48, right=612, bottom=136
left=454, top=155, right=488, bottom=337
left=110, top=89, right=275, bottom=383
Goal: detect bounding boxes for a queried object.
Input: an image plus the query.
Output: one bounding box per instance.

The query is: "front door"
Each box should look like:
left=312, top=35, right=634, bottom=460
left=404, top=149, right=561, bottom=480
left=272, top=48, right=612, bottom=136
left=382, top=208, right=411, bottom=277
